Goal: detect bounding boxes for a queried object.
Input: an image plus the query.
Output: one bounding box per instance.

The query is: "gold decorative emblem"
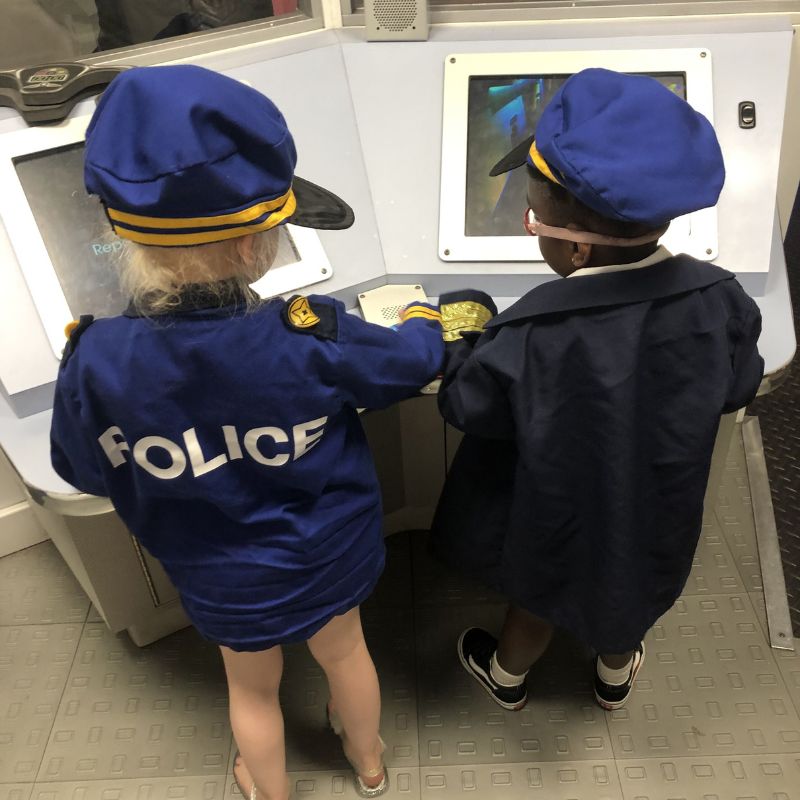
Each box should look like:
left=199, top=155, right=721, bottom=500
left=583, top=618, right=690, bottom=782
left=288, top=296, right=320, bottom=329
left=440, top=301, right=494, bottom=342
left=64, top=320, right=80, bottom=338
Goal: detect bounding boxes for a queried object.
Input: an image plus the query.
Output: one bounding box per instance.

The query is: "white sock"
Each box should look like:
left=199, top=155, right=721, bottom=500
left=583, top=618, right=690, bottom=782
left=489, top=652, right=527, bottom=687
left=597, top=654, right=635, bottom=686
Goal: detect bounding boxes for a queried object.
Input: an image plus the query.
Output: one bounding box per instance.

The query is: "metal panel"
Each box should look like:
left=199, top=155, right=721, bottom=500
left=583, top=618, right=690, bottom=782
left=342, top=23, right=792, bottom=295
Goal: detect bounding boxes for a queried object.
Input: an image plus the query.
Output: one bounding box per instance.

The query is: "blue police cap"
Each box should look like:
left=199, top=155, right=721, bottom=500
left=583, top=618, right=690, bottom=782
left=490, top=68, right=725, bottom=227
left=84, top=65, right=353, bottom=247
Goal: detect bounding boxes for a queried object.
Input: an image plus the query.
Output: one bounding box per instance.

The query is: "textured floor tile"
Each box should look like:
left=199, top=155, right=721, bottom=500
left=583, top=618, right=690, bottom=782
left=0, top=786, right=32, bottom=800
left=86, top=607, right=104, bottom=624
left=415, top=605, right=611, bottom=766
left=607, top=594, right=800, bottom=758
left=772, top=639, right=800, bottom=721
left=420, top=761, right=622, bottom=799
left=30, top=776, right=225, bottom=799
left=410, top=533, right=506, bottom=607
left=0, top=544, right=89, bottom=626
left=750, top=590, right=770, bottom=639
left=0, top=625, right=81, bottom=783
left=224, top=768, right=420, bottom=799
left=39, top=624, right=231, bottom=781
left=717, top=435, right=763, bottom=593
left=365, top=533, right=414, bottom=610
left=276, top=608, right=418, bottom=771
left=683, top=511, right=744, bottom=596
left=617, top=754, right=800, bottom=800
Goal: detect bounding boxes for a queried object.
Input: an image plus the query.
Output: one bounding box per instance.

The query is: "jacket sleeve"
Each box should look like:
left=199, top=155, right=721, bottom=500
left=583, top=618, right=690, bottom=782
left=50, top=365, right=107, bottom=497
left=723, top=293, right=765, bottom=413
left=333, top=301, right=445, bottom=410
left=436, top=291, right=515, bottom=439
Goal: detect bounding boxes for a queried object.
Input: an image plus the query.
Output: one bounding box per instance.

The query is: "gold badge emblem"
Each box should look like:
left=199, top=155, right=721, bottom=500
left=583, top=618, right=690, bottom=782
left=288, top=296, right=320, bottom=329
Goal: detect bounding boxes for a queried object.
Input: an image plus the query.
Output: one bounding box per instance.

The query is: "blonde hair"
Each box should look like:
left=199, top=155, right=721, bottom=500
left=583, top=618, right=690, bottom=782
left=119, top=228, right=281, bottom=315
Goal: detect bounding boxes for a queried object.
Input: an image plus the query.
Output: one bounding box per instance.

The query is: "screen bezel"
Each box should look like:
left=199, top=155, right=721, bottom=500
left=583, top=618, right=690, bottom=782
left=0, top=114, right=334, bottom=358
left=439, top=49, right=717, bottom=265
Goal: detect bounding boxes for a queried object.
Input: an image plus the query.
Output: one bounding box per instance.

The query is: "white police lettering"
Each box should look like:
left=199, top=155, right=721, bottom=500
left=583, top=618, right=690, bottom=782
left=183, top=428, right=228, bottom=477
left=96, top=417, right=328, bottom=479
left=98, top=426, right=129, bottom=467
left=223, top=425, right=243, bottom=460
left=243, top=427, right=290, bottom=467
left=133, top=436, right=187, bottom=480
left=293, top=417, right=327, bottom=460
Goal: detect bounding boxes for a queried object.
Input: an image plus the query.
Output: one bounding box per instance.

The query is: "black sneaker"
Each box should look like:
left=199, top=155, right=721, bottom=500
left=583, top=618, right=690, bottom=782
left=457, top=628, right=528, bottom=711
left=594, top=641, right=646, bottom=711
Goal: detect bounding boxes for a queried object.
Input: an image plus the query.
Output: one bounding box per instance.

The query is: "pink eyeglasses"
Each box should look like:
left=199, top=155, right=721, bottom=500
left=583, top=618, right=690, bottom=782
left=523, top=208, right=668, bottom=247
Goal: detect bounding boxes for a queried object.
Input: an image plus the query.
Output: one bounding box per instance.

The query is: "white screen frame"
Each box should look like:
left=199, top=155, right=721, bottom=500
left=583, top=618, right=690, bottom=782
left=0, top=114, right=333, bottom=358
left=439, top=48, right=717, bottom=264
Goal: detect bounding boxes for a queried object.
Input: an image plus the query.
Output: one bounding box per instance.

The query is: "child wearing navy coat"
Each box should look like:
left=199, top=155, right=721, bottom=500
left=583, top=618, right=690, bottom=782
left=431, top=68, right=764, bottom=712
left=50, top=66, right=443, bottom=800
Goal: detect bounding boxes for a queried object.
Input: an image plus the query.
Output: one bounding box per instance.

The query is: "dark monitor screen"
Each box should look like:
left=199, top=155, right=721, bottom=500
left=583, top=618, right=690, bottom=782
left=14, top=143, right=128, bottom=319
left=465, top=73, right=687, bottom=237
left=13, top=144, right=303, bottom=319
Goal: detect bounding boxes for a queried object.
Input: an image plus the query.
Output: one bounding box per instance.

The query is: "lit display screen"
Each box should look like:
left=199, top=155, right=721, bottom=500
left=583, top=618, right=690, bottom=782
left=465, top=73, right=686, bottom=237
left=14, top=144, right=302, bottom=319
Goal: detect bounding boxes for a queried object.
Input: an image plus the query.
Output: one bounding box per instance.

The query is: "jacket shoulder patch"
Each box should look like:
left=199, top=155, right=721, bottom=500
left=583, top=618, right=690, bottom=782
left=61, top=315, right=95, bottom=365
left=282, top=296, right=338, bottom=341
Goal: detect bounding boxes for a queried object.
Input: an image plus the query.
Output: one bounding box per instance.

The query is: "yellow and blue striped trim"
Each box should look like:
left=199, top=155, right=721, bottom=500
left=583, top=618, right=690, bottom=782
left=527, top=142, right=563, bottom=186
left=402, top=304, right=442, bottom=323
left=106, top=189, right=296, bottom=246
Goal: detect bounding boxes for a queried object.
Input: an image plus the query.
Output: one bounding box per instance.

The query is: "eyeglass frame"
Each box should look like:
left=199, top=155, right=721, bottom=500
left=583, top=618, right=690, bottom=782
left=523, top=208, right=668, bottom=247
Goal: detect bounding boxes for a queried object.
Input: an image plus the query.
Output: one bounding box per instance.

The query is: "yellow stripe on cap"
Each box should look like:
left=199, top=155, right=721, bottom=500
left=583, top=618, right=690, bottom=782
left=528, top=142, right=563, bottom=186
left=107, top=189, right=293, bottom=229
left=111, top=191, right=296, bottom=247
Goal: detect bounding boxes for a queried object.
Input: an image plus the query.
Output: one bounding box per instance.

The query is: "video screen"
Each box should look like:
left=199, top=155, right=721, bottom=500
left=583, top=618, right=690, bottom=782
left=13, top=144, right=302, bottom=319
left=465, top=73, right=686, bottom=237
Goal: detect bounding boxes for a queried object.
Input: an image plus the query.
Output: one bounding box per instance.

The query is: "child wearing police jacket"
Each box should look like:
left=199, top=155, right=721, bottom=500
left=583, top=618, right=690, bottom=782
left=50, top=66, right=443, bottom=800
left=430, top=69, right=764, bottom=713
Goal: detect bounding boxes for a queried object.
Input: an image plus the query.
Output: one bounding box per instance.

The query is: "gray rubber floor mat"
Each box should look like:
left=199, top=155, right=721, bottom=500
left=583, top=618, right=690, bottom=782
left=0, top=543, right=89, bottom=626
left=2, top=443, right=799, bottom=799
left=748, top=189, right=800, bottom=637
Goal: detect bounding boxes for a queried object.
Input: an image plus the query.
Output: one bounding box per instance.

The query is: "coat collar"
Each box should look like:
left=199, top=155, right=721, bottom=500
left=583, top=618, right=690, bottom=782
left=123, top=280, right=260, bottom=318
left=487, top=255, right=735, bottom=328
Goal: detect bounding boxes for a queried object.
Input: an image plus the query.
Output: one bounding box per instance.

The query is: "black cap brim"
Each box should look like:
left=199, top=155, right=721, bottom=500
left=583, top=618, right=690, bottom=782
left=489, top=134, right=535, bottom=177
left=289, top=175, right=355, bottom=230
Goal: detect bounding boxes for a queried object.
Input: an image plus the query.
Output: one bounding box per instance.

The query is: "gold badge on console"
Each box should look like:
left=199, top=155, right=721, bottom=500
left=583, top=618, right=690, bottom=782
left=287, top=296, right=320, bottom=329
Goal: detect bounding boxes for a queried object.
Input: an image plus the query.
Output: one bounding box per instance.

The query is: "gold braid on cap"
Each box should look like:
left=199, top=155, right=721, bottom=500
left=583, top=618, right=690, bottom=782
left=528, top=141, right=563, bottom=186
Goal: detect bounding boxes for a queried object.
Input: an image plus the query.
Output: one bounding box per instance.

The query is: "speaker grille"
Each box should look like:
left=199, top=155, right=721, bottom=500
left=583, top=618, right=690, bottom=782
left=374, top=0, right=418, bottom=31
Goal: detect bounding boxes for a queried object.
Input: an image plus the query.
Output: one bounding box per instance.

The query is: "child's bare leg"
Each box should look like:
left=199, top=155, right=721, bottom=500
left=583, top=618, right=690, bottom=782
left=496, top=605, right=555, bottom=675
left=220, top=644, right=289, bottom=800
left=307, top=607, right=384, bottom=785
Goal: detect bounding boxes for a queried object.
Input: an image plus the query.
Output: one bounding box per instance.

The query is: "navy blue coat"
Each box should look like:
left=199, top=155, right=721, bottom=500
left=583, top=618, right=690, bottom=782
left=51, top=291, right=443, bottom=650
left=431, top=256, right=764, bottom=652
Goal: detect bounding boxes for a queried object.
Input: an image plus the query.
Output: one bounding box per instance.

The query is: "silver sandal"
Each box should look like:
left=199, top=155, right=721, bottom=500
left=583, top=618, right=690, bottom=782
left=327, top=705, right=389, bottom=798
left=233, top=751, right=257, bottom=800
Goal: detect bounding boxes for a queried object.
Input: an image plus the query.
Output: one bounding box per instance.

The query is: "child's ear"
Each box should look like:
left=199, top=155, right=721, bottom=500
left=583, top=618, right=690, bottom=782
left=572, top=242, right=592, bottom=268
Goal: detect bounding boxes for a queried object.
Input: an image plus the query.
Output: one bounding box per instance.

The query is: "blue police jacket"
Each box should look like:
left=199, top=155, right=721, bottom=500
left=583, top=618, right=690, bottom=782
left=51, top=291, right=444, bottom=650
left=431, top=255, right=764, bottom=653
